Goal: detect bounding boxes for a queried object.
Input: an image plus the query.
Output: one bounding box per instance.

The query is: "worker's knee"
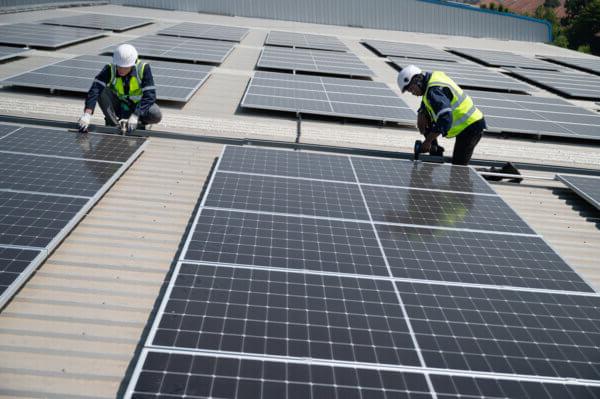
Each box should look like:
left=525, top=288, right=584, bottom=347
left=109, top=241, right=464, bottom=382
left=141, top=104, right=162, bottom=124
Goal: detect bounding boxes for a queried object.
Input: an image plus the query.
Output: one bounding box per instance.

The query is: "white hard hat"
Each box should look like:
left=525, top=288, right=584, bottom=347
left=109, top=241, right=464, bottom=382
left=113, top=44, right=138, bottom=67
left=397, top=65, right=422, bottom=92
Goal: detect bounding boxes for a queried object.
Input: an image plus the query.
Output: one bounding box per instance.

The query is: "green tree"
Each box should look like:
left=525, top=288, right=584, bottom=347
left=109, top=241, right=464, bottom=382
left=488, top=3, right=497, bottom=10
left=544, top=0, right=560, bottom=7
left=566, top=0, right=600, bottom=51
left=565, top=0, right=592, bottom=21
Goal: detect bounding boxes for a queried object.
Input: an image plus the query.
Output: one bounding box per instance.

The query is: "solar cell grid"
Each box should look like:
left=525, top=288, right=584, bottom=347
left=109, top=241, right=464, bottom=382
left=158, top=22, right=248, bottom=42
left=265, top=31, right=349, bottom=52
left=0, top=124, right=20, bottom=139
left=448, top=47, right=560, bottom=71
left=396, top=281, right=600, bottom=380
left=0, top=152, right=121, bottom=197
left=350, top=157, right=495, bottom=194
left=258, top=46, right=374, bottom=77
left=152, top=263, right=421, bottom=366
left=362, top=185, right=536, bottom=235
left=129, top=350, right=433, bottom=399
left=0, top=23, right=105, bottom=49
left=185, top=209, right=389, bottom=276
left=0, top=45, right=29, bottom=62
left=205, top=172, right=370, bottom=220
left=539, top=55, right=600, bottom=75
left=361, top=39, right=461, bottom=62
left=103, top=35, right=234, bottom=64
left=389, top=57, right=532, bottom=93
left=377, top=224, right=593, bottom=292
left=0, top=246, right=42, bottom=301
left=557, top=175, right=600, bottom=212
left=508, top=68, right=600, bottom=100
left=41, top=13, right=153, bottom=32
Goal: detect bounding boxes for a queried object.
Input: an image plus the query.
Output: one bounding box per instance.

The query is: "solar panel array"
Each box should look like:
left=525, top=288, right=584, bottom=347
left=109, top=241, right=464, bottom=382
left=449, top=47, right=560, bottom=71
left=0, top=123, right=146, bottom=310
left=0, top=55, right=212, bottom=102
left=158, top=22, right=249, bottom=42
left=0, top=45, right=29, bottom=62
left=41, top=13, right=153, bottom=32
left=557, top=175, right=600, bottom=212
left=508, top=68, right=600, bottom=101
left=257, top=46, right=374, bottom=77
left=125, top=145, right=600, bottom=398
left=0, top=23, right=105, bottom=49
left=468, top=90, right=600, bottom=140
left=103, top=34, right=235, bottom=64
left=389, top=57, right=533, bottom=93
left=362, top=39, right=460, bottom=62
left=265, top=30, right=349, bottom=52
left=539, top=55, right=600, bottom=76
left=241, top=71, right=415, bottom=123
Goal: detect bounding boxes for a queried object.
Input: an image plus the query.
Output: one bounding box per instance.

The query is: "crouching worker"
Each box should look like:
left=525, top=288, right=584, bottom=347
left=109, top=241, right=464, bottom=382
left=78, top=44, right=162, bottom=135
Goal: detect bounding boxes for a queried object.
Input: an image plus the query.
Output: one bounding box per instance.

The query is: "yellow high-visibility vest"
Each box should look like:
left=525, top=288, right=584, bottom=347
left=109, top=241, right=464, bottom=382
left=422, top=71, right=483, bottom=138
left=108, top=61, right=146, bottom=104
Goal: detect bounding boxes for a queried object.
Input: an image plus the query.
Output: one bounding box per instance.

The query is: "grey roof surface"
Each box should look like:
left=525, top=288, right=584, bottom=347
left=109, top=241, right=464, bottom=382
left=0, top=5, right=599, bottom=399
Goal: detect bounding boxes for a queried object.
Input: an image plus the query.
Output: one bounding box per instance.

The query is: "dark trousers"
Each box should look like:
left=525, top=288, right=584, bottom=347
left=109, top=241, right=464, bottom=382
left=452, top=122, right=484, bottom=165
left=98, top=88, right=162, bottom=126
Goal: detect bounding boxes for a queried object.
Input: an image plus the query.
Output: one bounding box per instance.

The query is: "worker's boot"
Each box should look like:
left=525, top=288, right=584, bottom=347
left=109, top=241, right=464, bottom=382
left=501, top=162, right=523, bottom=183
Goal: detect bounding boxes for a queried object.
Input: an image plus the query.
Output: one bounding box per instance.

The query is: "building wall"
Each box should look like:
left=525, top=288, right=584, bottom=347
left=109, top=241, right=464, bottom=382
left=0, top=0, right=105, bottom=10
left=116, top=0, right=551, bottom=42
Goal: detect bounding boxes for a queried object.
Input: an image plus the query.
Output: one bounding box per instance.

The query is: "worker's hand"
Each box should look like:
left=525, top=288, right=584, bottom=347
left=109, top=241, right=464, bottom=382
left=421, top=139, right=432, bottom=153
left=127, top=114, right=138, bottom=135
left=78, top=112, right=91, bottom=133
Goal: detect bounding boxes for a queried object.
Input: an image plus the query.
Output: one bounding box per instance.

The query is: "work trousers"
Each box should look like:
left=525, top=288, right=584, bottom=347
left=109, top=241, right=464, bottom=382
left=451, top=122, right=484, bottom=165
left=98, top=88, right=162, bottom=127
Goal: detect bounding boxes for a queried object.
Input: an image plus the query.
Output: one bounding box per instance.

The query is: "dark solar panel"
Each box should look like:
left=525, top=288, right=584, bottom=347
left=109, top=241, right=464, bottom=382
left=0, top=45, right=29, bottom=62
left=158, top=22, right=248, bottom=42
left=397, top=281, right=600, bottom=380
left=448, top=48, right=560, bottom=71
left=0, top=123, right=20, bottom=139
left=557, top=174, right=600, bottom=212
left=361, top=39, right=460, bottom=61
left=539, top=55, right=600, bottom=76
left=42, top=13, right=152, bottom=32
left=265, top=31, right=348, bottom=52
left=362, top=185, right=535, bottom=235
left=508, top=68, right=600, bottom=101
left=0, top=23, right=105, bottom=49
left=0, top=246, right=43, bottom=306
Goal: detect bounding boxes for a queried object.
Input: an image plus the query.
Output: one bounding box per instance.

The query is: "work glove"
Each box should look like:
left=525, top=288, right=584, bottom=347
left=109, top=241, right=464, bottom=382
left=78, top=112, right=91, bottom=133
left=127, top=113, right=138, bottom=135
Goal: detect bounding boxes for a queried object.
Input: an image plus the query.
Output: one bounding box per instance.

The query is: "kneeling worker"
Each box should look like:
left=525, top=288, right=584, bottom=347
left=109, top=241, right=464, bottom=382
left=78, top=44, right=162, bottom=134
left=398, top=65, right=485, bottom=165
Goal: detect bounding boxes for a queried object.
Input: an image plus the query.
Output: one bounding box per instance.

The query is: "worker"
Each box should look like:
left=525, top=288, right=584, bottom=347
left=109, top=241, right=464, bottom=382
left=78, top=44, right=162, bottom=135
left=399, top=65, right=485, bottom=165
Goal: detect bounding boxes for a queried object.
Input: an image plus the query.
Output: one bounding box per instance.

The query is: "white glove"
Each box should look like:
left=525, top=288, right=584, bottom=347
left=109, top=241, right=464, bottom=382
left=78, top=112, right=91, bottom=132
left=127, top=114, right=138, bottom=135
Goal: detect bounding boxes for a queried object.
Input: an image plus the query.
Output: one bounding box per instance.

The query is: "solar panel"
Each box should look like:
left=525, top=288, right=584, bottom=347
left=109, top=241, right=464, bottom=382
left=0, top=123, right=146, bottom=310
left=158, top=22, right=248, bottom=42
left=241, top=71, right=416, bottom=123
left=389, top=57, right=533, bottom=93
left=0, top=45, right=29, bottom=62
left=448, top=47, right=560, bottom=71
left=257, top=46, right=374, bottom=78
left=362, top=39, right=460, bottom=62
left=468, top=90, right=600, bottom=140
left=539, top=55, right=600, bottom=76
left=41, top=13, right=153, bottom=32
left=265, top=31, right=349, bottom=52
left=102, top=34, right=234, bottom=64
left=0, top=23, right=105, bottom=49
left=1, top=55, right=212, bottom=102
left=125, top=145, right=600, bottom=398
left=556, top=174, right=600, bottom=212
left=508, top=68, right=600, bottom=101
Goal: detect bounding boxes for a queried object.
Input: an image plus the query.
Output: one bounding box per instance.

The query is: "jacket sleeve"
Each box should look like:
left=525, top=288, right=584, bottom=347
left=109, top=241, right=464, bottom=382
left=136, top=64, right=157, bottom=116
left=425, top=86, right=453, bottom=137
left=84, top=65, right=111, bottom=112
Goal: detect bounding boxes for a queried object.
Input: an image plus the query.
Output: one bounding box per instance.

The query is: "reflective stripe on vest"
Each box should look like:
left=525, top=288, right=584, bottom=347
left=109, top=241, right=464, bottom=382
left=108, top=61, right=146, bottom=104
left=422, top=71, right=483, bottom=138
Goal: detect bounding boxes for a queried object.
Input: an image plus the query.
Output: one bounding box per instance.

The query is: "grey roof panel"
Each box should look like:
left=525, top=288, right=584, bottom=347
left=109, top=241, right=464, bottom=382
left=0, top=23, right=105, bottom=49
left=41, top=13, right=153, bottom=32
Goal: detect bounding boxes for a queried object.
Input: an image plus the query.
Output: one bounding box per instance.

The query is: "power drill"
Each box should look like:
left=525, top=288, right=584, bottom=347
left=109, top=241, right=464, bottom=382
left=413, top=140, right=443, bottom=161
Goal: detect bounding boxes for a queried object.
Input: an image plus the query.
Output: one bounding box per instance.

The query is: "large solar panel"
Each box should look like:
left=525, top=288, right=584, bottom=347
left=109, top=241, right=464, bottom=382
left=125, top=145, right=600, bottom=397
left=468, top=90, right=600, bottom=140
left=539, top=55, right=600, bottom=76
left=41, top=13, right=153, bottom=32
left=0, top=23, right=105, bottom=49
left=362, top=39, right=460, bottom=62
left=158, top=22, right=248, bottom=42
left=257, top=46, right=374, bottom=78
left=0, top=123, right=146, bottom=310
left=508, top=68, right=600, bottom=100
left=241, top=71, right=416, bottom=123
left=0, top=45, right=29, bottom=62
left=557, top=174, right=600, bottom=212
left=102, top=35, right=234, bottom=64
left=265, top=31, right=349, bottom=52
left=389, top=57, right=533, bottom=93
left=1, top=55, right=212, bottom=102
left=448, top=47, right=560, bottom=71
